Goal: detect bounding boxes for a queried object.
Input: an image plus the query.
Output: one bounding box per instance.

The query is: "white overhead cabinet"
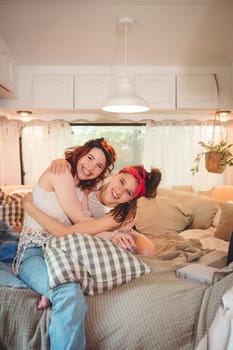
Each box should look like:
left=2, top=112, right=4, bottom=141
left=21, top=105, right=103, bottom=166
left=3, top=67, right=229, bottom=113
left=74, top=74, right=113, bottom=109
left=135, top=74, right=176, bottom=109
left=32, top=74, right=74, bottom=109
left=0, top=38, right=17, bottom=98
left=176, top=74, right=219, bottom=109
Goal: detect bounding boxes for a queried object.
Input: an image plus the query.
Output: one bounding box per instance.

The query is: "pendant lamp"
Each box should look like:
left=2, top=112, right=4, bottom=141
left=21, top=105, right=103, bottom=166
left=102, top=17, right=149, bottom=114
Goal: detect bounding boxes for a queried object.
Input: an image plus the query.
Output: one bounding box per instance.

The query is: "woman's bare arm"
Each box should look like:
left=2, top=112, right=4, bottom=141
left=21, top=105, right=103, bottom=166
left=49, top=158, right=71, bottom=175
left=39, top=168, right=89, bottom=224
left=24, top=194, right=120, bottom=237
left=97, top=231, right=136, bottom=251
left=130, top=229, right=155, bottom=257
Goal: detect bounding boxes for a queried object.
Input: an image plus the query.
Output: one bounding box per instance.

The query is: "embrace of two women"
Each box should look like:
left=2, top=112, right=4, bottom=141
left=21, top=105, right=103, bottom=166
left=13, top=137, right=161, bottom=350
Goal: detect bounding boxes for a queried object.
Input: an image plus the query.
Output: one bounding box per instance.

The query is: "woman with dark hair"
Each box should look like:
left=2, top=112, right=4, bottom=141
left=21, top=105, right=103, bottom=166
left=24, top=164, right=162, bottom=255
left=23, top=164, right=162, bottom=319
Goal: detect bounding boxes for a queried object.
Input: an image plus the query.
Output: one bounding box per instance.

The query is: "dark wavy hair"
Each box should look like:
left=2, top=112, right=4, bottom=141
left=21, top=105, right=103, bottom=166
left=110, top=165, right=162, bottom=223
left=65, top=138, right=116, bottom=190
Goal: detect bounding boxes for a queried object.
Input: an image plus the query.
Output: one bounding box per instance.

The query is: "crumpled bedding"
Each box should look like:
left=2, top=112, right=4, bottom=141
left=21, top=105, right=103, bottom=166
left=0, top=220, right=19, bottom=264
left=180, top=227, right=229, bottom=252
left=194, top=263, right=233, bottom=350
left=0, top=223, right=232, bottom=350
left=0, top=262, right=27, bottom=288
left=0, top=287, right=50, bottom=350
left=144, top=231, right=209, bottom=262
left=0, top=220, right=27, bottom=287
left=1, top=255, right=233, bottom=350
left=196, top=286, right=233, bottom=350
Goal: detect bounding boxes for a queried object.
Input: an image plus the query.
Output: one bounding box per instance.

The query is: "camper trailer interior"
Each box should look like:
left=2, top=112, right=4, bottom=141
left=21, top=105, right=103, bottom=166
left=1, top=1, right=233, bottom=349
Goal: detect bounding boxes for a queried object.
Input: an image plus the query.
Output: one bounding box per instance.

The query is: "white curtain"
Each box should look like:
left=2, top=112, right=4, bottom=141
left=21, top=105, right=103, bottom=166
left=0, top=118, right=22, bottom=185
left=22, top=120, right=75, bottom=185
left=1, top=117, right=231, bottom=190
left=143, top=119, right=226, bottom=191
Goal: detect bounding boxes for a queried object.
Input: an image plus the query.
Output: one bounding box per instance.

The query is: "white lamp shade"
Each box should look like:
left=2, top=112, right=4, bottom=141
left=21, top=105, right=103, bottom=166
left=102, top=77, right=149, bottom=113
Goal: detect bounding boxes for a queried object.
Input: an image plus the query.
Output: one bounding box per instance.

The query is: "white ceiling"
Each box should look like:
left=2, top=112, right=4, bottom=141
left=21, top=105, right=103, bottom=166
left=0, top=0, right=233, bottom=67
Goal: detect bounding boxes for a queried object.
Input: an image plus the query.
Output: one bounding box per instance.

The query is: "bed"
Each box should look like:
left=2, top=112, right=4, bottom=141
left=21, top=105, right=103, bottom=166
left=0, top=185, right=233, bottom=350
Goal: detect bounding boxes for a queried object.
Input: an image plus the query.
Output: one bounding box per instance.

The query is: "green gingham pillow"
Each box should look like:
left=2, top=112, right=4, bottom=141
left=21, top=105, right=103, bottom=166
left=45, top=233, right=151, bottom=295
left=0, top=190, right=26, bottom=227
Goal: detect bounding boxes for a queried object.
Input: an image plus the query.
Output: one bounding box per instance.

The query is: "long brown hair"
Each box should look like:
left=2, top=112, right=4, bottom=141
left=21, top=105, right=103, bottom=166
left=65, top=138, right=116, bottom=190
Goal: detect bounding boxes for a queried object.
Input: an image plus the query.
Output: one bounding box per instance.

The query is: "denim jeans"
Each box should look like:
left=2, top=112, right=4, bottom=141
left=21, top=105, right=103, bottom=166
left=18, top=246, right=87, bottom=350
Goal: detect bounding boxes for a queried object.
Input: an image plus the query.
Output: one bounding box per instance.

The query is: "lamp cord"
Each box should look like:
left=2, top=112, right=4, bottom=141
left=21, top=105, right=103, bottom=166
left=212, top=74, right=225, bottom=142
left=124, top=24, right=128, bottom=67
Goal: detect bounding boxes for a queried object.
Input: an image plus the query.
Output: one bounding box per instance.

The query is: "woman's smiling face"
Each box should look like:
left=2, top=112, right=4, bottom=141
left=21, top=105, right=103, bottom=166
left=76, top=147, right=106, bottom=180
left=101, top=172, right=138, bottom=207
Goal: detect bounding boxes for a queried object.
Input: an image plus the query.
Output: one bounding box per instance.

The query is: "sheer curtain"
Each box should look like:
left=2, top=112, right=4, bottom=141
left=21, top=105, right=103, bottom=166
left=18, top=118, right=231, bottom=190
left=21, top=122, right=146, bottom=184
left=22, top=120, right=74, bottom=185
left=142, top=120, right=226, bottom=191
left=0, top=118, right=22, bottom=185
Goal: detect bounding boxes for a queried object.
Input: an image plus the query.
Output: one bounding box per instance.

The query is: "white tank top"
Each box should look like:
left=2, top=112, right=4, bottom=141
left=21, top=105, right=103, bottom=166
left=88, top=191, right=111, bottom=218
left=14, top=183, right=82, bottom=272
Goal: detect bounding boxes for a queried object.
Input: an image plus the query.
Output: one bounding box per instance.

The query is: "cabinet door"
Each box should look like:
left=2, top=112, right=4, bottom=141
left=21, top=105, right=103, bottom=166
left=135, top=74, right=176, bottom=109
left=177, top=74, right=218, bottom=109
left=0, top=51, right=12, bottom=88
left=32, top=74, right=74, bottom=109
left=74, top=74, right=113, bottom=109
left=0, top=38, right=16, bottom=96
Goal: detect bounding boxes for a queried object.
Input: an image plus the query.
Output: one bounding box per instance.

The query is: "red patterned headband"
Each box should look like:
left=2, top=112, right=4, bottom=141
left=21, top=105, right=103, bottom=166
left=119, top=166, right=146, bottom=198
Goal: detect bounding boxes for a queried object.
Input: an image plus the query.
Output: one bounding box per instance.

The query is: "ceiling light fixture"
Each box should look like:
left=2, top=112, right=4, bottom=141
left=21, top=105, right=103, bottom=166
left=16, top=110, right=32, bottom=117
left=216, top=110, right=231, bottom=118
left=102, top=17, right=149, bottom=114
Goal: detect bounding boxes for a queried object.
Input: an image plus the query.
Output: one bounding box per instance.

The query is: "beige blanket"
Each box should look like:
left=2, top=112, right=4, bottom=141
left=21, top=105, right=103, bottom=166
left=146, top=232, right=208, bottom=262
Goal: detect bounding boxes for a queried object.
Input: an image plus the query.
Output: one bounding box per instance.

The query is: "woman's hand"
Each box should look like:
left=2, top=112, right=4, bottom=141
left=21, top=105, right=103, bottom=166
left=49, top=158, right=71, bottom=175
left=111, top=231, right=136, bottom=252
left=96, top=231, right=136, bottom=251
left=23, top=192, right=33, bottom=211
left=119, top=216, right=137, bottom=232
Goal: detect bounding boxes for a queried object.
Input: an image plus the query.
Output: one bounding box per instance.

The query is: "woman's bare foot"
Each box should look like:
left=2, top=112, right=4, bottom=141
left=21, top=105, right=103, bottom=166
left=37, top=295, right=50, bottom=310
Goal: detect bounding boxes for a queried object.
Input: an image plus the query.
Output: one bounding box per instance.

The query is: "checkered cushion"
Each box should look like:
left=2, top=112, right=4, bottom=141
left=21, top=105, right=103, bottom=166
left=0, top=188, right=5, bottom=202
left=0, top=189, right=26, bottom=227
left=45, top=233, right=151, bottom=295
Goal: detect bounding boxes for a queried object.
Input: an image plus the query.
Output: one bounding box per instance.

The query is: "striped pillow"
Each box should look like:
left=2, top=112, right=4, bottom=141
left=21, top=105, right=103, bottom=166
left=45, top=233, right=151, bottom=295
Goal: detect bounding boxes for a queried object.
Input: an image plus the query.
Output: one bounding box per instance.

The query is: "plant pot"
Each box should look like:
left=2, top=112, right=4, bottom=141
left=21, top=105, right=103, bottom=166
left=205, top=151, right=226, bottom=174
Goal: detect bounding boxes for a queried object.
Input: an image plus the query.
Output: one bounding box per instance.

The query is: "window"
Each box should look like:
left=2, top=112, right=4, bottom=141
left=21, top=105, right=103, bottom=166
left=20, top=120, right=226, bottom=190
left=70, top=124, right=145, bottom=171
left=20, top=123, right=145, bottom=184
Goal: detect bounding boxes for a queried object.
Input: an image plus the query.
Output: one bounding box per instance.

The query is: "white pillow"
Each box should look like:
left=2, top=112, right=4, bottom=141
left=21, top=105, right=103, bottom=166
left=45, top=233, right=151, bottom=295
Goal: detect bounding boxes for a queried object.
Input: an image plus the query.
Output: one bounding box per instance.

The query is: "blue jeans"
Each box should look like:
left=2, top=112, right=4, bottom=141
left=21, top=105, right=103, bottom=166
left=18, top=246, right=87, bottom=350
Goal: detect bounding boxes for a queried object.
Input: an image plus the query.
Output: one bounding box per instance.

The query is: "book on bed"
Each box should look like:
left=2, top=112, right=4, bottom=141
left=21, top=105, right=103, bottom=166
left=176, top=263, right=219, bottom=285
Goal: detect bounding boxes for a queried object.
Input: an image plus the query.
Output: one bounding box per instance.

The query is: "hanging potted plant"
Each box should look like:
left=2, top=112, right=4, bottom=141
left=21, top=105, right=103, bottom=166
left=191, top=140, right=233, bottom=175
